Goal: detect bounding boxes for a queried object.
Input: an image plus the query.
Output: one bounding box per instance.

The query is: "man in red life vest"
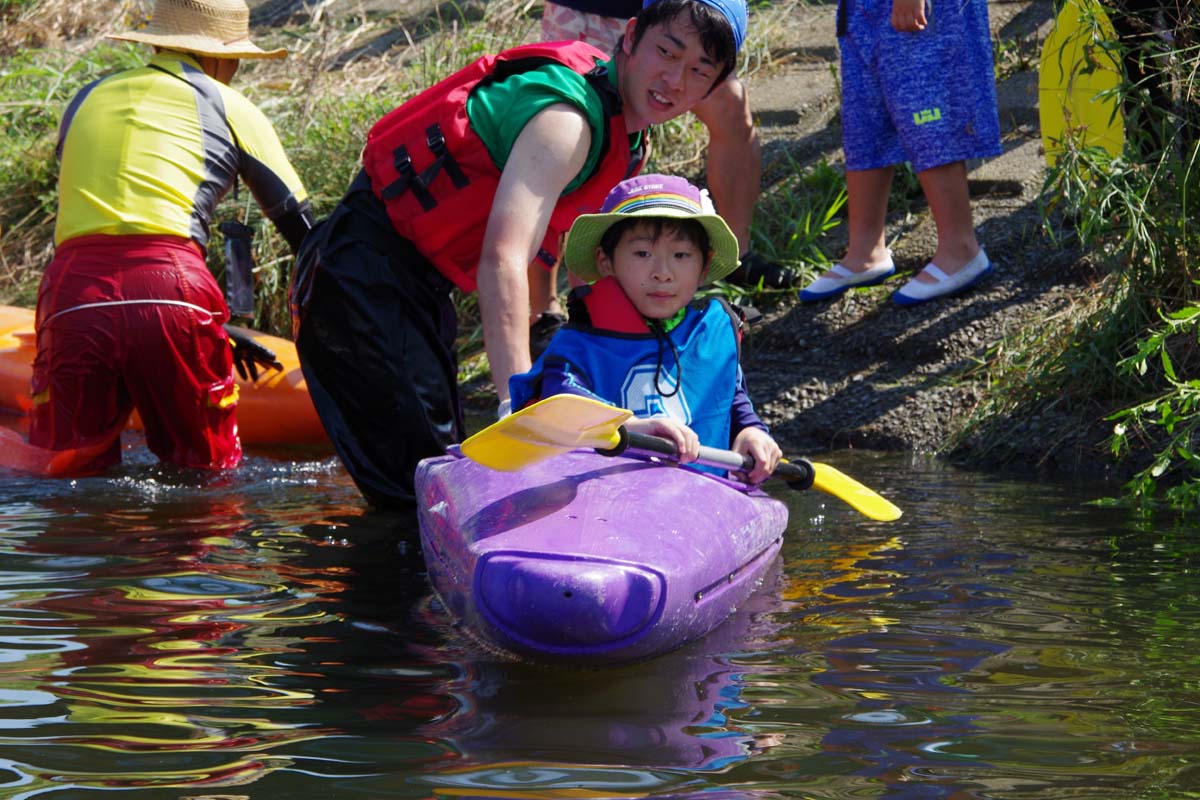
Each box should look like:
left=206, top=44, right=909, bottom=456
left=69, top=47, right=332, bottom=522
left=291, top=0, right=748, bottom=509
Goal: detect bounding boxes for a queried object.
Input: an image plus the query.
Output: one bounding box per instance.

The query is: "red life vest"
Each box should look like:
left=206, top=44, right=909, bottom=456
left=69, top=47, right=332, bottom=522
left=361, top=41, right=646, bottom=291
left=569, top=276, right=747, bottom=347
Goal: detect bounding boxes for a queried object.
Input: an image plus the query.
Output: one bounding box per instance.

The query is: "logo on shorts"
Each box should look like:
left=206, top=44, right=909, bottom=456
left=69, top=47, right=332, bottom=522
left=913, top=107, right=943, bottom=125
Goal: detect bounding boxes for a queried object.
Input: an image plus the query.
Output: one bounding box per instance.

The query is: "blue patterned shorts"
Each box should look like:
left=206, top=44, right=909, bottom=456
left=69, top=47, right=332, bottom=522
left=838, top=0, right=1003, bottom=172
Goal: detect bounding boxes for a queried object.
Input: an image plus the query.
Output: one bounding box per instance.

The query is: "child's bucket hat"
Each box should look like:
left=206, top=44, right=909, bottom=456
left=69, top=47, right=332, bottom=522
left=564, top=174, right=740, bottom=284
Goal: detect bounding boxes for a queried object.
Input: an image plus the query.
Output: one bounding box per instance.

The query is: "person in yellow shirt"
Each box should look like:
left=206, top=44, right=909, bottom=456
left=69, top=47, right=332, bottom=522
left=31, top=0, right=313, bottom=471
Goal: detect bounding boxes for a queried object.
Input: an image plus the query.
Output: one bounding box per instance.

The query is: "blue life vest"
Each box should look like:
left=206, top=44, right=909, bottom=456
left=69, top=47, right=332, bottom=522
left=510, top=277, right=741, bottom=451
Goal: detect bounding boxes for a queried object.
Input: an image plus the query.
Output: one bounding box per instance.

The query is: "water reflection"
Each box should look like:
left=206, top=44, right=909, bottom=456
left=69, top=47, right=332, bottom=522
left=0, top=446, right=1198, bottom=798
left=804, top=541, right=1014, bottom=799
left=410, top=565, right=789, bottom=798
left=715, top=459, right=1200, bottom=799
left=0, top=454, right=445, bottom=795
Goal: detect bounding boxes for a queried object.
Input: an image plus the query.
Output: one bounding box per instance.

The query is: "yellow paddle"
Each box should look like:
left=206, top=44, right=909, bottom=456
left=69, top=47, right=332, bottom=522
left=1038, top=0, right=1124, bottom=166
left=460, top=394, right=633, bottom=470
left=460, top=395, right=902, bottom=522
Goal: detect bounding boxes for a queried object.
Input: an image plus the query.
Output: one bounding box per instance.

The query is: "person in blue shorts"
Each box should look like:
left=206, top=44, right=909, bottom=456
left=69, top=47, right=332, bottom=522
left=799, top=0, right=1002, bottom=306
left=509, top=174, right=782, bottom=483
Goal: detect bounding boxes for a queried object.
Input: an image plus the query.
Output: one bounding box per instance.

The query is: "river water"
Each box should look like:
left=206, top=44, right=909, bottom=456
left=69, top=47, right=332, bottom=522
left=0, top=433, right=1197, bottom=799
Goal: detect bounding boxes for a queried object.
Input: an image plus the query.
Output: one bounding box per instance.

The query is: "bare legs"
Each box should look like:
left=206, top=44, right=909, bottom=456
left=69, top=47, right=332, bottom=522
left=693, top=77, right=761, bottom=257
left=914, top=161, right=981, bottom=280
left=800, top=160, right=988, bottom=303
left=694, top=77, right=799, bottom=289
left=841, top=166, right=895, bottom=271
left=833, top=161, right=979, bottom=277
left=527, top=262, right=562, bottom=324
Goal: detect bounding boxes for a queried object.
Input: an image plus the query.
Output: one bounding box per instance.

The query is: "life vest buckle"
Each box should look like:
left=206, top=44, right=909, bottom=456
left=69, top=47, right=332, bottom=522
left=380, top=144, right=435, bottom=211
left=379, top=125, right=471, bottom=212
left=420, top=123, right=470, bottom=192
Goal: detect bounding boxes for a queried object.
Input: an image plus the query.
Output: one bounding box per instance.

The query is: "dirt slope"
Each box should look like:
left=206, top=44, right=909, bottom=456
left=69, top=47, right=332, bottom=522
left=738, top=0, right=1109, bottom=474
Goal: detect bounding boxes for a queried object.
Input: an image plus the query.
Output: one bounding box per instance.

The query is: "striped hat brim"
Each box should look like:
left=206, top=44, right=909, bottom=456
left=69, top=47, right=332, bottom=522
left=563, top=203, right=740, bottom=285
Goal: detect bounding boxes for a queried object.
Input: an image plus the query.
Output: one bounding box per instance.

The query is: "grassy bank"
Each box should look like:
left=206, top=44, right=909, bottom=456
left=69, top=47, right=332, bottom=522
left=950, top=5, right=1199, bottom=511
left=2, top=0, right=1196, bottom=511
left=0, top=0, right=836, bottom=396
left=0, top=0, right=824, bottom=314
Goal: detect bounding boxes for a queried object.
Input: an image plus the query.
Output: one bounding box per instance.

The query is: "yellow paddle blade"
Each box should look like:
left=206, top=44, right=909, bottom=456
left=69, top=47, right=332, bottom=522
left=811, top=462, right=903, bottom=522
left=460, top=394, right=632, bottom=471
left=1037, top=0, right=1124, bottom=167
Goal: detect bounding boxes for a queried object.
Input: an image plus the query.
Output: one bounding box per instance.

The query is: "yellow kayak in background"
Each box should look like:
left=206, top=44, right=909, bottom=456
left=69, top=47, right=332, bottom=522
left=1038, top=0, right=1125, bottom=166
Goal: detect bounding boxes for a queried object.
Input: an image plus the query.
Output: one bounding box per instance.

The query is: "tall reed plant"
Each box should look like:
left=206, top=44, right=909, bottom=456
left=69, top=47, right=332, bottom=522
left=955, top=4, right=1199, bottom=511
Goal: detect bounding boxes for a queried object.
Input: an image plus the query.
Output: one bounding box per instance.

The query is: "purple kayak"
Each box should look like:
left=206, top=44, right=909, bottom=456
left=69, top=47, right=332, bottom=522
left=416, top=447, right=788, bottom=663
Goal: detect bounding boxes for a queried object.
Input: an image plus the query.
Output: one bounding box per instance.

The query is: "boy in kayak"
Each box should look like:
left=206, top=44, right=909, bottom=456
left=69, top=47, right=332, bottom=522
left=509, top=174, right=782, bottom=483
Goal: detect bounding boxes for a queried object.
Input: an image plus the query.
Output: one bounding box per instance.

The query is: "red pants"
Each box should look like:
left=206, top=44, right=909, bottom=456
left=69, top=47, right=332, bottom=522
left=30, top=234, right=241, bottom=470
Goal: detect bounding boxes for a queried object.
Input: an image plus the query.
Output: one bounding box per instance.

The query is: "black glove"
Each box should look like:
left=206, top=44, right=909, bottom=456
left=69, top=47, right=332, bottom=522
left=225, top=324, right=283, bottom=382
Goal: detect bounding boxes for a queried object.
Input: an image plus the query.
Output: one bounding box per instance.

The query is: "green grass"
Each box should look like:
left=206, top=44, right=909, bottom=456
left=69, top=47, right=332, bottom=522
left=745, top=155, right=845, bottom=278
left=992, top=33, right=1039, bottom=83
left=0, top=41, right=146, bottom=299
left=950, top=15, right=1200, bottom=511
left=0, top=0, right=831, bottom=342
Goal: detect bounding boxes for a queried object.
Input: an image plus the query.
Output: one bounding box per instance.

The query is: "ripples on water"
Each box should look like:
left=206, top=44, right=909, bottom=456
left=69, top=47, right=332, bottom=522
left=0, top=436, right=1197, bottom=799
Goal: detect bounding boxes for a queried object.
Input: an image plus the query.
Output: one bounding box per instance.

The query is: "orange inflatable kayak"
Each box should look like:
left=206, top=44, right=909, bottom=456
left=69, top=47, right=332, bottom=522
left=0, top=304, right=328, bottom=448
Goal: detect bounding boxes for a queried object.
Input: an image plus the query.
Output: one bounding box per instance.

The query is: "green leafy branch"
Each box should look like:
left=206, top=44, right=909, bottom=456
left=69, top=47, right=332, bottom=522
left=1108, top=304, right=1200, bottom=510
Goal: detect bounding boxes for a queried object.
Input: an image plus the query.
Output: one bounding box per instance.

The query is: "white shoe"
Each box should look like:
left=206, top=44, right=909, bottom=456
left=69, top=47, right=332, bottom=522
left=798, top=256, right=896, bottom=302
left=891, top=249, right=993, bottom=306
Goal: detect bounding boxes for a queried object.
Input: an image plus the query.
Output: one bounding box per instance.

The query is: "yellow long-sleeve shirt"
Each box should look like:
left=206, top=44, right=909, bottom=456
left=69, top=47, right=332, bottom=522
left=54, top=51, right=308, bottom=249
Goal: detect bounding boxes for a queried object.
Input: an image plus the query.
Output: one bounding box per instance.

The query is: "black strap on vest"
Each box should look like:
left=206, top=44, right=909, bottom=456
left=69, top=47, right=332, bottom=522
left=425, top=123, right=470, bottom=189
left=583, top=66, right=645, bottom=180
left=379, top=123, right=469, bottom=211
left=380, top=144, right=427, bottom=208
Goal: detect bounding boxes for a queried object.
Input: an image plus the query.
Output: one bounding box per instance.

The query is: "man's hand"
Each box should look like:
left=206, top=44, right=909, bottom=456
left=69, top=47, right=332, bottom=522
left=891, top=0, right=928, bottom=32
left=731, top=427, right=782, bottom=484
left=224, top=324, right=283, bottom=383
left=626, top=416, right=701, bottom=464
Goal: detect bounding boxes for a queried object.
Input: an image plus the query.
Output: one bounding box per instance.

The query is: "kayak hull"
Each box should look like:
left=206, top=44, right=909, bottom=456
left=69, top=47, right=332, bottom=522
left=0, top=304, right=328, bottom=448
left=416, top=448, right=788, bottom=663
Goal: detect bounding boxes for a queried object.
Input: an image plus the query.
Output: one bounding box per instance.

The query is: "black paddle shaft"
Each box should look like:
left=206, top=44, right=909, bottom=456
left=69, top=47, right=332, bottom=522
left=598, top=429, right=815, bottom=489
